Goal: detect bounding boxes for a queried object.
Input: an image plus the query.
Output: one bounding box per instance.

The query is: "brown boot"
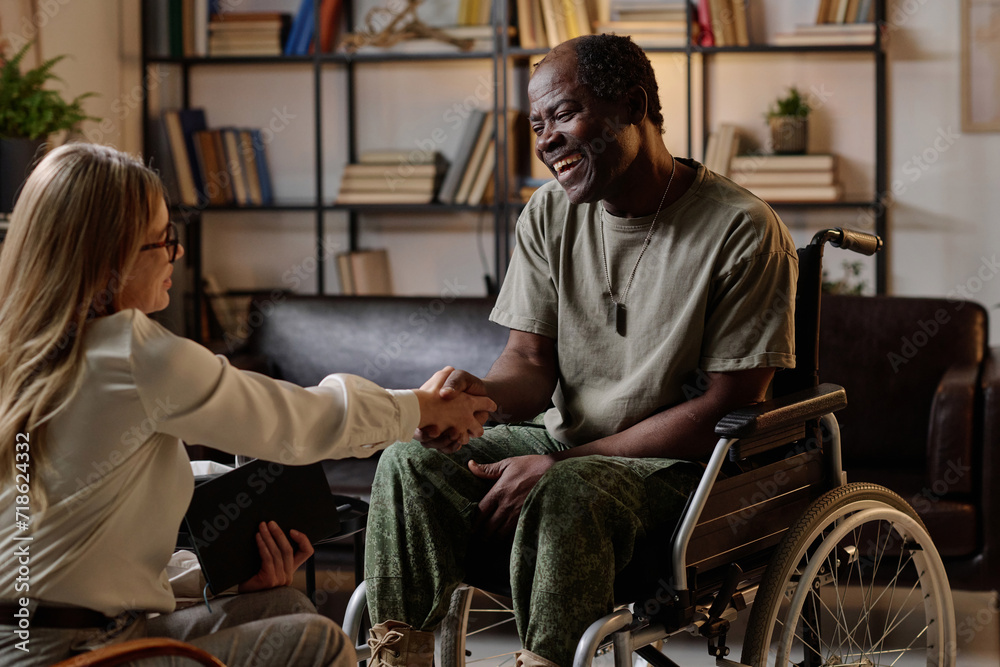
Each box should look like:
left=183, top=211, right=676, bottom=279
left=367, top=620, right=435, bottom=667
left=515, top=649, right=562, bottom=667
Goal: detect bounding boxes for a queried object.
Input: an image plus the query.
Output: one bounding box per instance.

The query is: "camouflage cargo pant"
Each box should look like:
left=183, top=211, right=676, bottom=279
left=364, top=420, right=702, bottom=667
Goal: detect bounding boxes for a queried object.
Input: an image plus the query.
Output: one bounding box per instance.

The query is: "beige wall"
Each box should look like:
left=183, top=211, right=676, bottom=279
left=3, top=0, right=999, bottom=343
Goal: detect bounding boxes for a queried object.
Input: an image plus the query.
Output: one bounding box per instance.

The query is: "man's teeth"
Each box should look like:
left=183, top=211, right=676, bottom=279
left=553, top=155, right=583, bottom=173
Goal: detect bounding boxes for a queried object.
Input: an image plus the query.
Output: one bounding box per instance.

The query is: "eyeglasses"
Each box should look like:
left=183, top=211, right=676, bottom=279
left=139, top=221, right=180, bottom=263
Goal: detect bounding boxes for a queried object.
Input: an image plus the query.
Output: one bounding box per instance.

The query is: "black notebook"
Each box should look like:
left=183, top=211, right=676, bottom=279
left=182, top=459, right=341, bottom=594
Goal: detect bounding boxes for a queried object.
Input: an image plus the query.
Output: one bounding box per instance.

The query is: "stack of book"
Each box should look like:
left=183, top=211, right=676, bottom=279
left=693, top=0, right=750, bottom=47
left=335, top=151, right=448, bottom=205
left=594, top=18, right=695, bottom=48
left=729, top=154, right=841, bottom=203
left=613, top=1, right=690, bottom=22
left=337, top=249, right=393, bottom=295
left=162, top=109, right=274, bottom=208
left=772, top=0, right=876, bottom=46
left=209, top=12, right=291, bottom=56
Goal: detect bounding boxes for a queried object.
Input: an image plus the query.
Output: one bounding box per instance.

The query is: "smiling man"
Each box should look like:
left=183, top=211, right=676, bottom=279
left=364, top=35, right=798, bottom=667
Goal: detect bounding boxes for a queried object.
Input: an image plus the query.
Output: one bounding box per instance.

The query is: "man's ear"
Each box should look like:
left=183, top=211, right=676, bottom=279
left=626, top=85, right=649, bottom=126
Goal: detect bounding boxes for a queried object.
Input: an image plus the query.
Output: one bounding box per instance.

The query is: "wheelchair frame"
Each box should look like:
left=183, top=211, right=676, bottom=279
left=344, top=228, right=958, bottom=667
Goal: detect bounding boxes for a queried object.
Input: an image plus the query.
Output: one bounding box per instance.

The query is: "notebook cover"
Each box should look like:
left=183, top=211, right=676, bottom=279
left=183, top=459, right=340, bottom=594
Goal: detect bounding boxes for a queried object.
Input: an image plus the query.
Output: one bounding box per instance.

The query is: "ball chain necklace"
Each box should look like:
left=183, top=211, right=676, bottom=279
left=600, top=156, right=676, bottom=337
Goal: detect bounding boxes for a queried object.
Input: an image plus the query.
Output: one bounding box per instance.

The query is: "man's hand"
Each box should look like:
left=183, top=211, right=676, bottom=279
left=238, top=521, right=313, bottom=593
left=414, top=367, right=493, bottom=453
left=468, top=454, right=556, bottom=540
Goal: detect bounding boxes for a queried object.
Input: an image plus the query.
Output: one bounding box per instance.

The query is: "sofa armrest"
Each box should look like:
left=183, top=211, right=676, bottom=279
left=926, top=362, right=979, bottom=495
left=980, top=347, right=1000, bottom=584
left=714, top=383, right=847, bottom=439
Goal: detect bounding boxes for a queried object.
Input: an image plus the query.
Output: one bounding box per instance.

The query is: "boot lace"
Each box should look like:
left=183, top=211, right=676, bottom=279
left=368, top=628, right=405, bottom=661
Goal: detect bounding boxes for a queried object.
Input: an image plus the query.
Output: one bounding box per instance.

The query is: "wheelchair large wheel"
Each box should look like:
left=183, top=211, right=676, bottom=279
left=741, top=482, right=955, bottom=667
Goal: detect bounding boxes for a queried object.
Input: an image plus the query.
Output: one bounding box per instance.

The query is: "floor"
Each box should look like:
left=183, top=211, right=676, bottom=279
left=308, top=575, right=1000, bottom=667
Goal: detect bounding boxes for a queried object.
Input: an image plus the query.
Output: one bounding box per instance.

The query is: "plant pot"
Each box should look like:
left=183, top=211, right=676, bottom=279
left=0, top=138, right=46, bottom=213
left=769, top=116, right=808, bottom=155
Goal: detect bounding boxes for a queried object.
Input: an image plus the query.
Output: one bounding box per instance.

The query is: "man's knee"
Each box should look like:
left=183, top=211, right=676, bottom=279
left=279, top=613, right=355, bottom=667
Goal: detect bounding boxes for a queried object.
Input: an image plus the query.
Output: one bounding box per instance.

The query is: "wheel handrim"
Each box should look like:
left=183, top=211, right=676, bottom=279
left=771, top=504, right=953, bottom=667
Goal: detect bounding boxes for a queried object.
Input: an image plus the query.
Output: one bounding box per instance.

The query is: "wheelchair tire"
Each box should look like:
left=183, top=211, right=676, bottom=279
left=741, top=482, right=956, bottom=667
left=439, top=586, right=475, bottom=667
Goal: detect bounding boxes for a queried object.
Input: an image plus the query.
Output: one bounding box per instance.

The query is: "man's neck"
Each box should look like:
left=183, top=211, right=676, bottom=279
left=602, top=142, right=681, bottom=218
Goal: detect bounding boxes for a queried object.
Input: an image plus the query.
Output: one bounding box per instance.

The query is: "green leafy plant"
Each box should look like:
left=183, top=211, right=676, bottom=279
left=0, top=42, right=98, bottom=140
left=767, top=86, right=811, bottom=119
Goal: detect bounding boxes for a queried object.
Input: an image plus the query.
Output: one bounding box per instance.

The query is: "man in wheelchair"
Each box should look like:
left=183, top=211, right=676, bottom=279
left=363, top=34, right=798, bottom=667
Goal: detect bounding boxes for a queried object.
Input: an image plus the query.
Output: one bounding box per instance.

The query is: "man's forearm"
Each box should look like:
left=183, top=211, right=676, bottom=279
left=551, top=367, right=776, bottom=463
left=483, top=349, right=557, bottom=423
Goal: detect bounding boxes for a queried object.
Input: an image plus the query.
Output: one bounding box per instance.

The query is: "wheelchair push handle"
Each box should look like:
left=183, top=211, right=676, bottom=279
left=810, top=227, right=883, bottom=256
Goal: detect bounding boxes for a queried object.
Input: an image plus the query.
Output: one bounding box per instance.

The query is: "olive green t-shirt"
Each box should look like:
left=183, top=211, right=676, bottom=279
left=490, top=159, right=797, bottom=447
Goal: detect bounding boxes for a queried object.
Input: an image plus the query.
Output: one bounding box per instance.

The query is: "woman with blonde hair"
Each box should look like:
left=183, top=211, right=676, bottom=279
left=0, top=143, right=494, bottom=666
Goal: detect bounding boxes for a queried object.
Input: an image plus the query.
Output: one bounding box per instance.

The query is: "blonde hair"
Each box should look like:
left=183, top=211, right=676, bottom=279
left=0, top=143, right=165, bottom=509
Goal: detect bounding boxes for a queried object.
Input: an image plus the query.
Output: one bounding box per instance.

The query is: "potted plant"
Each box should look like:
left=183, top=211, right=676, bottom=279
left=767, top=86, right=810, bottom=155
left=0, top=42, right=97, bottom=212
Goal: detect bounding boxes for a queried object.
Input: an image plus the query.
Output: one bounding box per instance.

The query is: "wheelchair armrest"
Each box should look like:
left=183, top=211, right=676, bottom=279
left=714, top=383, right=847, bottom=438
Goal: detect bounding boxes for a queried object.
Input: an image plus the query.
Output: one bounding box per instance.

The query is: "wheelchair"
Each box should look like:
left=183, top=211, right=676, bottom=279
left=343, top=227, right=957, bottom=667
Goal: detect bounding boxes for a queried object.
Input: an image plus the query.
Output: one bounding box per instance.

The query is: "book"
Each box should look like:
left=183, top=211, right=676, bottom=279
left=790, top=23, right=876, bottom=35
left=336, top=252, right=355, bottom=294
left=730, top=170, right=835, bottom=187
left=438, top=109, right=487, bottom=204
left=162, top=109, right=208, bottom=206
left=250, top=129, right=274, bottom=205
left=238, top=130, right=263, bottom=206
left=594, top=20, right=689, bottom=33
left=334, top=191, right=435, bottom=204
left=540, top=0, right=569, bottom=47
left=183, top=459, right=342, bottom=595
left=454, top=111, right=495, bottom=205
left=844, top=0, right=862, bottom=24
left=834, top=0, right=851, bottom=24
left=217, top=130, right=245, bottom=205
left=696, top=0, right=714, bottom=47
left=284, top=0, right=314, bottom=56
left=317, top=0, right=343, bottom=53
left=192, top=129, right=228, bottom=205
left=771, top=31, right=875, bottom=46
left=350, top=249, right=392, bottom=295
left=342, top=163, right=442, bottom=179
left=357, top=150, right=444, bottom=165
left=730, top=153, right=837, bottom=172
left=856, top=0, right=875, bottom=23
left=340, top=175, right=437, bottom=193
left=467, top=139, right=496, bottom=205
left=562, top=0, right=592, bottom=40
left=731, top=0, right=749, bottom=46
left=516, top=0, right=541, bottom=48
left=707, top=0, right=728, bottom=47
left=816, top=0, right=834, bottom=24
left=745, top=184, right=842, bottom=202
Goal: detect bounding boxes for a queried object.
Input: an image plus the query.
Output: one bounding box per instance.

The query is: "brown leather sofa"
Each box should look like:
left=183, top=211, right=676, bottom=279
left=818, top=294, right=999, bottom=591
left=236, top=292, right=1000, bottom=592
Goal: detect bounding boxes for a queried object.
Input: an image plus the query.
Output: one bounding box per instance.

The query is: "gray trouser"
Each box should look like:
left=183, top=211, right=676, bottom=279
left=0, top=587, right=354, bottom=666
left=364, top=423, right=702, bottom=667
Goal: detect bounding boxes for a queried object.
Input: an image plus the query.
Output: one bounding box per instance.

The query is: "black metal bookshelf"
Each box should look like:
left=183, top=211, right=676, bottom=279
left=141, top=1, right=890, bottom=340
left=140, top=0, right=512, bottom=341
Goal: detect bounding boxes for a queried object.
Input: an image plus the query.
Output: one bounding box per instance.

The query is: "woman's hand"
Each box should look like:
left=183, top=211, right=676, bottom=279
left=238, top=521, right=313, bottom=593
left=413, top=366, right=495, bottom=453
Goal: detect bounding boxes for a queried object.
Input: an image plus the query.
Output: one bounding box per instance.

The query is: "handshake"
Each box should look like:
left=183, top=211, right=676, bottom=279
left=411, top=366, right=495, bottom=453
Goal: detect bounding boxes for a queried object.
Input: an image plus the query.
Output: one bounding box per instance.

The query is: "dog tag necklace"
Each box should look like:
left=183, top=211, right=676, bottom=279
left=600, top=157, right=676, bottom=337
